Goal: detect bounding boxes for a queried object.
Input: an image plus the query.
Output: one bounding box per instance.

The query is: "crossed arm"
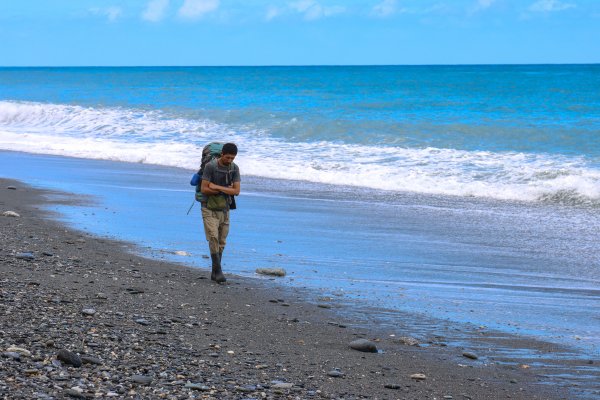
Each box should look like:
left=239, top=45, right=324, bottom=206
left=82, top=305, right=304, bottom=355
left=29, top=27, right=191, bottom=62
left=200, top=180, right=241, bottom=196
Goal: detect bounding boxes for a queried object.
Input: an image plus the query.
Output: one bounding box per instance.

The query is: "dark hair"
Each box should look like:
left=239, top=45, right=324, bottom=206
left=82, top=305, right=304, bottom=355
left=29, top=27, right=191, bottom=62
left=222, top=143, right=238, bottom=156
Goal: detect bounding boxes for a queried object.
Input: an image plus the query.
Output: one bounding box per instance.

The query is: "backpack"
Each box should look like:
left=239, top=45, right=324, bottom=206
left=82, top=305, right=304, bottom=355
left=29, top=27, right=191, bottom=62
left=190, top=142, right=224, bottom=201
left=189, top=142, right=237, bottom=210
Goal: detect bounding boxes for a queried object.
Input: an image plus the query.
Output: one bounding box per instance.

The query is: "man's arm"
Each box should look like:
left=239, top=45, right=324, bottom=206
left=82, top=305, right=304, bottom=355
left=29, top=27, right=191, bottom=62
left=208, top=181, right=240, bottom=196
left=201, top=179, right=221, bottom=195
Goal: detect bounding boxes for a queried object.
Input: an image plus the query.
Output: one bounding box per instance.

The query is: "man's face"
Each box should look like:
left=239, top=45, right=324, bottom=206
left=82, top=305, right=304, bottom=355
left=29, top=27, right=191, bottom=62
left=220, top=153, right=236, bottom=166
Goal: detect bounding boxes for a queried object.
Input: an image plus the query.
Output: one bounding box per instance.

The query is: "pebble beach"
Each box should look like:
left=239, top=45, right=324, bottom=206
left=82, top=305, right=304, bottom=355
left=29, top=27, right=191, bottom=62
left=0, top=178, right=570, bottom=400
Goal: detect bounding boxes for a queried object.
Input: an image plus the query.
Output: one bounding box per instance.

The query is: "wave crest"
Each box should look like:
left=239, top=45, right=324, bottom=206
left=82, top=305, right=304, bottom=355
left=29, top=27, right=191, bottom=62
left=1, top=100, right=599, bottom=205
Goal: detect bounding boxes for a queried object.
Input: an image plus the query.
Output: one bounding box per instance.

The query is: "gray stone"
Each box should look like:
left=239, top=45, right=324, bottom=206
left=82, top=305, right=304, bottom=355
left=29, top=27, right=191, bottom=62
left=131, top=375, right=153, bottom=385
left=462, top=351, right=479, bottom=360
left=135, top=318, right=150, bottom=325
left=327, top=370, right=344, bottom=377
left=2, top=211, right=20, bottom=217
left=15, top=252, right=35, bottom=260
left=81, top=308, right=96, bottom=316
left=64, top=389, right=85, bottom=398
left=2, top=351, right=21, bottom=361
left=81, top=356, right=103, bottom=365
left=272, top=382, right=293, bottom=389
left=56, top=349, right=82, bottom=368
left=349, top=339, right=378, bottom=353
left=184, top=382, right=210, bottom=390
left=6, top=186, right=17, bottom=190
left=384, top=384, right=401, bottom=389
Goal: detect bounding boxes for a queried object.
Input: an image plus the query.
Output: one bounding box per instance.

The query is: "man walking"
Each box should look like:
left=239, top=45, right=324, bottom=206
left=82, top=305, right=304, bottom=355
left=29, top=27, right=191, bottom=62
left=200, top=143, right=241, bottom=283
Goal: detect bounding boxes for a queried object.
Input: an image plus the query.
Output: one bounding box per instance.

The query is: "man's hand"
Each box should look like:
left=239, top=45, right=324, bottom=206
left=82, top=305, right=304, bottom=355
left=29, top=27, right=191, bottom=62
left=208, top=182, right=240, bottom=196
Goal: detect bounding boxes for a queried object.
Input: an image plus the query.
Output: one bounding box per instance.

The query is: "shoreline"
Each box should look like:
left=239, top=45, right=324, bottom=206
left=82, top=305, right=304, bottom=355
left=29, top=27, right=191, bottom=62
left=0, top=178, right=575, bottom=399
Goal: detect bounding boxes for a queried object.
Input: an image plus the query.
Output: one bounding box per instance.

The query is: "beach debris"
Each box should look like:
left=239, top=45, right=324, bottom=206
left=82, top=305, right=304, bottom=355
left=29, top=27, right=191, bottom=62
left=174, top=250, right=190, bottom=256
left=56, top=349, right=82, bottom=367
left=2, top=211, right=20, bottom=217
left=410, top=373, right=427, bottom=380
left=255, top=268, right=286, bottom=277
left=462, top=351, right=479, bottom=360
left=349, top=339, right=378, bottom=353
left=15, top=252, right=35, bottom=260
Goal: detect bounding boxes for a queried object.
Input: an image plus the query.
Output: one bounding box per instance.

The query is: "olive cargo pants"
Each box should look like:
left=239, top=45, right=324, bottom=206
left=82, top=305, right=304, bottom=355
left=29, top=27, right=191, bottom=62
left=201, top=207, right=230, bottom=255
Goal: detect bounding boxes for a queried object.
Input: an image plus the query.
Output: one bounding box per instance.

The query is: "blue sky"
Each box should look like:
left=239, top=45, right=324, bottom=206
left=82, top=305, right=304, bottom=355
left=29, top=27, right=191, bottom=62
left=1, top=0, right=598, bottom=66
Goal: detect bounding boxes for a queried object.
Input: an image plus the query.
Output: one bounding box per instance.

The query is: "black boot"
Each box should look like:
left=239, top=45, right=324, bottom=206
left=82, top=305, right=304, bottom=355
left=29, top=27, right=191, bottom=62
left=210, top=253, right=226, bottom=283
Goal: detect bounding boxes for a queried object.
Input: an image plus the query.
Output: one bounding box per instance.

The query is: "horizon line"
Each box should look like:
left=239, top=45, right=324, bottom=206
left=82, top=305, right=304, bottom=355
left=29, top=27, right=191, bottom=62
left=1, top=62, right=599, bottom=68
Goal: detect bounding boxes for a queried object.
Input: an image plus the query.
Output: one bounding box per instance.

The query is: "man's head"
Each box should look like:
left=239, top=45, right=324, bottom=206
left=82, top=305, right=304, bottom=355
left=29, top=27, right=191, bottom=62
left=220, top=143, right=238, bottom=166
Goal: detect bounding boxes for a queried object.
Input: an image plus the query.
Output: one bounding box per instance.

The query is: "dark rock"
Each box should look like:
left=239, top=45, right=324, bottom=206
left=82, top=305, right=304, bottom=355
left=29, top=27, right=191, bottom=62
left=56, top=349, right=82, bottom=367
left=7, top=186, right=17, bottom=190
left=126, top=287, right=145, bottom=294
left=349, top=339, right=378, bottom=353
left=42, top=251, right=54, bottom=256
left=462, top=352, right=479, bottom=360
left=384, top=383, right=401, bottom=389
left=131, top=374, right=153, bottom=385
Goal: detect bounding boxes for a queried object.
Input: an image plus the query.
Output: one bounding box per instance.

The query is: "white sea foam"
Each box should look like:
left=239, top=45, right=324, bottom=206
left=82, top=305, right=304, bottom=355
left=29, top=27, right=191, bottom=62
left=2, top=100, right=599, bottom=205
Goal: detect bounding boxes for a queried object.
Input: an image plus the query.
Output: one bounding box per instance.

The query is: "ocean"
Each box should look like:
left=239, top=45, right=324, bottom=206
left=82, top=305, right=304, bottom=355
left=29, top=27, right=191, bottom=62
left=1, top=65, right=599, bottom=394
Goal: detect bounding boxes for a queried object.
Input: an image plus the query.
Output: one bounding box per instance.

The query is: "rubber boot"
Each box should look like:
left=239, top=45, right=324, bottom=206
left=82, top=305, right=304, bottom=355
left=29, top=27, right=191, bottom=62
left=210, top=253, right=226, bottom=283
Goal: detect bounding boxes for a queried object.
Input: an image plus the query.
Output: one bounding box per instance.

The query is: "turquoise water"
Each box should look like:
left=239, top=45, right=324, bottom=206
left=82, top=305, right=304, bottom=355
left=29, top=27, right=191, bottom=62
left=1, top=67, right=599, bottom=395
left=1, top=65, right=600, bottom=203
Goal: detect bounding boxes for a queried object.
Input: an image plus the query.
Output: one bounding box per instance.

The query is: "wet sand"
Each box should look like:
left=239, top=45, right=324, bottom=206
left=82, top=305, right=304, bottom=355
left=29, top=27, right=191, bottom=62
left=0, top=178, right=574, bottom=399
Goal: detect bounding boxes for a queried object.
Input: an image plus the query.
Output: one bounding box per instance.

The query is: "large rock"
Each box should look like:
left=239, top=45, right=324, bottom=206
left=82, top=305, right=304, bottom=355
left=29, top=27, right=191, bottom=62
left=131, top=375, right=153, bottom=385
left=349, top=339, right=378, bottom=353
left=56, top=349, right=82, bottom=367
left=256, top=268, right=286, bottom=277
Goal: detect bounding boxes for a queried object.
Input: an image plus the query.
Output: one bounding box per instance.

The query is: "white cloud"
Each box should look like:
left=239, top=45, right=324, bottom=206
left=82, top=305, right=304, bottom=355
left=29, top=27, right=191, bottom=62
left=89, top=6, right=123, bottom=22
left=529, top=0, right=575, bottom=12
left=142, top=0, right=170, bottom=22
left=265, top=6, right=282, bottom=21
left=372, top=0, right=398, bottom=17
left=178, top=0, right=220, bottom=19
left=467, top=0, right=497, bottom=15
left=289, top=1, right=345, bottom=20
left=476, top=0, right=496, bottom=10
